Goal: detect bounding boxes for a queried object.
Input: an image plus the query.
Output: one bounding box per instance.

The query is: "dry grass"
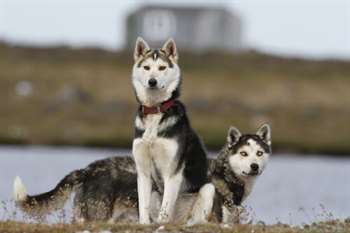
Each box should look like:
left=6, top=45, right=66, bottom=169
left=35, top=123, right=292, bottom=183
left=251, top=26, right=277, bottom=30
left=0, top=220, right=349, bottom=233
left=1, top=42, right=350, bottom=153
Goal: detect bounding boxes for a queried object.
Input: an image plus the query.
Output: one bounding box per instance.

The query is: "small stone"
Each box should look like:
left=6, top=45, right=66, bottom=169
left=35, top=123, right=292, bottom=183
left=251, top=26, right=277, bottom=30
left=15, top=80, right=33, bottom=97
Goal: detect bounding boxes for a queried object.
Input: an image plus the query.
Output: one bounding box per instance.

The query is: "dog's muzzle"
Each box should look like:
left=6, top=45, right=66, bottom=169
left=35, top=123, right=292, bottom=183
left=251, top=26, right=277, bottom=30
left=148, top=78, right=157, bottom=88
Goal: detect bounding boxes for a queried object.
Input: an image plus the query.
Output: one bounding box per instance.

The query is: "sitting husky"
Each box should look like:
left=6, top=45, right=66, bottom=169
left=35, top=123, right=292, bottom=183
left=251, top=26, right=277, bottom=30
left=130, top=37, right=209, bottom=224
left=14, top=124, right=271, bottom=225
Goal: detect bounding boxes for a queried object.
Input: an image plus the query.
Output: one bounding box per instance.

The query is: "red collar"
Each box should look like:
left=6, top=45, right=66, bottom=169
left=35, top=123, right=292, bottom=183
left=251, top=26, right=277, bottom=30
left=141, top=100, right=175, bottom=115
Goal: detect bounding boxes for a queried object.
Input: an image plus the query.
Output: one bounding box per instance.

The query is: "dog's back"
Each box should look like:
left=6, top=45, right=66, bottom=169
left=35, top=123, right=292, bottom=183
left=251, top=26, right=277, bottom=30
left=73, top=157, right=138, bottom=222
left=14, top=156, right=138, bottom=222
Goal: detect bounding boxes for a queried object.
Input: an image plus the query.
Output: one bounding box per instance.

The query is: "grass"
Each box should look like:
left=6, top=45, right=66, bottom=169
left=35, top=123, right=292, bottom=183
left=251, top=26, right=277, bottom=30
left=0, top=220, right=349, bottom=233
left=1, top=41, right=350, bottom=154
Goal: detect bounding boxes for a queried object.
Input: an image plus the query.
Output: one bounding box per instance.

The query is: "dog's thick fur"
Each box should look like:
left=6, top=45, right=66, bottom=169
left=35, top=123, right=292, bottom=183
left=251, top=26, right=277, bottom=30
left=13, top=157, right=139, bottom=223
left=131, top=38, right=209, bottom=224
left=210, top=124, right=271, bottom=224
left=13, top=125, right=271, bottom=225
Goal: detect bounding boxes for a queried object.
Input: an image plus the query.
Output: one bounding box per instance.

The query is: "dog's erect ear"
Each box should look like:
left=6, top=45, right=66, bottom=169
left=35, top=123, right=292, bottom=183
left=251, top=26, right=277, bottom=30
left=161, top=38, right=178, bottom=61
left=257, top=124, right=271, bottom=145
left=134, top=37, right=150, bottom=61
left=227, top=126, right=241, bottom=148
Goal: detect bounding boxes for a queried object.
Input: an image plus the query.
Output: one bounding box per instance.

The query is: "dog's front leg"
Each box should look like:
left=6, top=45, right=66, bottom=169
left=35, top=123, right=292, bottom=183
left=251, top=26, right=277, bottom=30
left=157, top=173, right=183, bottom=223
left=187, top=183, right=215, bottom=226
left=133, top=138, right=152, bottom=224
left=137, top=172, right=152, bottom=224
left=221, top=205, right=244, bottom=227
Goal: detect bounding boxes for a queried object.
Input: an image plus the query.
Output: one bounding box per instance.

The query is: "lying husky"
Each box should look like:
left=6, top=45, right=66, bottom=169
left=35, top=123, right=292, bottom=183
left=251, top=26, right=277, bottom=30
left=14, top=124, right=271, bottom=225
left=131, top=37, right=209, bottom=224
left=210, top=124, right=271, bottom=224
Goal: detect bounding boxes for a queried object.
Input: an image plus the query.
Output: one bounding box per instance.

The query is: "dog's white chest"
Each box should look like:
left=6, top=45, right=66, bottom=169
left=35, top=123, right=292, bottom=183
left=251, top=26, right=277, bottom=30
left=241, top=177, right=256, bottom=201
left=133, top=113, right=179, bottom=177
left=144, top=114, right=162, bottom=128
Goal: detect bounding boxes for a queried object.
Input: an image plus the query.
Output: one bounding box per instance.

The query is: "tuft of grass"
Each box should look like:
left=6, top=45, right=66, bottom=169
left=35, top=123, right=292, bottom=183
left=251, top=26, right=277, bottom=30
left=0, top=220, right=349, bottom=233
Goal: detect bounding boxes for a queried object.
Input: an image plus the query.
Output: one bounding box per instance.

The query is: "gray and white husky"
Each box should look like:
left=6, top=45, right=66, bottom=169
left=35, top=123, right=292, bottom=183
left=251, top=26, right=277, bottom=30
left=13, top=124, right=271, bottom=225
left=209, top=124, right=271, bottom=224
left=131, top=37, right=209, bottom=224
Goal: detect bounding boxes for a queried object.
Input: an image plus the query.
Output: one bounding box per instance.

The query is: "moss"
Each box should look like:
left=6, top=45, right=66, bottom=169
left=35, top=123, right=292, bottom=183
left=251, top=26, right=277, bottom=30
left=0, top=220, right=349, bottom=233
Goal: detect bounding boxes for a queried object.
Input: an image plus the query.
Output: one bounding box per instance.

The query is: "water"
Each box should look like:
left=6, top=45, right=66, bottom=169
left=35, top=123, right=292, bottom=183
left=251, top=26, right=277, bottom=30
left=0, top=146, right=349, bottom=225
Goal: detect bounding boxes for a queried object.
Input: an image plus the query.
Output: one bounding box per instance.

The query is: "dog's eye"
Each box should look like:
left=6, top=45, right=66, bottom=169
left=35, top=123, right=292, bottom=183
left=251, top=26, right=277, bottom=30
left=143, top=66, right=150, bottom=71
left=158, top=66, right=166, bottom=71
left=240, top=151, right=248, bottom=157
left=257, top=151, right=264, bottom=157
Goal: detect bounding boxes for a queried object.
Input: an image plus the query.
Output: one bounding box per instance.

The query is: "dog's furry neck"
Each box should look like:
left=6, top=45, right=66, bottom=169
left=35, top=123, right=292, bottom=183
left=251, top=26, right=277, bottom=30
left=210, top=147, right=245, bottom=209
left=135, top=86, right=181, bottom=107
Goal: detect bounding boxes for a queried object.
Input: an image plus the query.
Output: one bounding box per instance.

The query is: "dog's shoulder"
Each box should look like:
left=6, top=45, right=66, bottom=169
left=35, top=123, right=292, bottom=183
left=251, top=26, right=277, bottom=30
left=209, top=152, right=246, bottom=207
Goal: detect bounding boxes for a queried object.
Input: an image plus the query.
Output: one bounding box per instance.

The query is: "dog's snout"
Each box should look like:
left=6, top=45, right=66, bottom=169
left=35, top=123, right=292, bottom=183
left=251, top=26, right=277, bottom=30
left=148, top=78, right=157, bottom=88
left=250, top=163, right=259, bottom=171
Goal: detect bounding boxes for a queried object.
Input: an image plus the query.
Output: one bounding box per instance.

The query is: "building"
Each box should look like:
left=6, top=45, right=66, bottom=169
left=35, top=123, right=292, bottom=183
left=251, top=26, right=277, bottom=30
left=125, top=5, right=243, bottom=53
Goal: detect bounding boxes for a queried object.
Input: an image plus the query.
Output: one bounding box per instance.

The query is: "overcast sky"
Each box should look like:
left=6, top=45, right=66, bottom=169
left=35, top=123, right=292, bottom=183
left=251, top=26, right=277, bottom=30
left=0, top=0, right=349, bottom=59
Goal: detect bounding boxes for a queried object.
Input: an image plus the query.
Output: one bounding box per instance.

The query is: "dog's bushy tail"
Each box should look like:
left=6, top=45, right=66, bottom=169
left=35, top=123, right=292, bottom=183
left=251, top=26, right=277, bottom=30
left=13, top=169, right=85, bottom=217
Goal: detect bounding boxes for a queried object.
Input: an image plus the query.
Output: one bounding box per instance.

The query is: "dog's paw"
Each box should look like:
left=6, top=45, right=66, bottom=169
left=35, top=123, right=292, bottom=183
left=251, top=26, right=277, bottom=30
left=186, top=219, right=200, bottom=227
left=220, top=223, right=232, bottom=228
left=186, top=219, right=195, bottom=227
left=154, top=225, right=166, bottom=233
left=233, top=205, right=248, bottom=223
left=156, top=210, right=170, bottom=224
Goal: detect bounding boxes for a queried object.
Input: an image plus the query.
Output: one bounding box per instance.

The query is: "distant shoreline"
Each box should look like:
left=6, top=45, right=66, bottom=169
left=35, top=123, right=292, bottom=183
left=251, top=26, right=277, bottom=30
left=0, top=143, right=349, bottom=157
left=1, top=42, right=350, bottom=156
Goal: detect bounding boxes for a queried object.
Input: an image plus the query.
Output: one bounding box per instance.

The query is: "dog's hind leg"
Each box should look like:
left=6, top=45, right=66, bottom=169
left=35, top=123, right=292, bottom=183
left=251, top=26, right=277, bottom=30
left=72, top=189, right=86, bottom=224
left=187, top=183, right=215, bottom=226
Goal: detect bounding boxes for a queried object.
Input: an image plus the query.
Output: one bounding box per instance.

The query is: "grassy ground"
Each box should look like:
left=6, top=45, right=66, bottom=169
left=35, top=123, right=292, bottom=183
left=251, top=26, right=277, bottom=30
left=1, top=42, right=350, bottom=154
left=0, top=220, right=349, bottom=233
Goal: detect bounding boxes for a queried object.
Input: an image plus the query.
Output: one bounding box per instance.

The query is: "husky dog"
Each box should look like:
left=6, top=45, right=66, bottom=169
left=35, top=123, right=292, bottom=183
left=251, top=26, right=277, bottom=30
left=13, top=155, right=212, bottom=224
left=209, top=124, right=271, bottom=224
left=13, top=157, right=139, bottom=223
left=12, top=37, right=212, bottom=225
left=131, top=37, right=209, bottom=224
left=13, top=124, right=270, bottom=225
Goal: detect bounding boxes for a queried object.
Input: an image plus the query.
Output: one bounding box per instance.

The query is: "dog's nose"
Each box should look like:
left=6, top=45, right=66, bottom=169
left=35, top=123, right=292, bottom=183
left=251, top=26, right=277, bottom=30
left=148, top=78, right=157, bottom=88
left=250, top=163, right=259, bottom=171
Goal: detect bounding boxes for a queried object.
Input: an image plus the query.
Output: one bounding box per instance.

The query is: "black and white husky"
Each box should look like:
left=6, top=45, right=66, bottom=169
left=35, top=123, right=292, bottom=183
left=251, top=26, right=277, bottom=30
left=13, top=124, right=270, bottom=225
left=12, top=37, right=211, bottom=225
left=131, top=37, right=209, bottom=224
left=209, top=124, right=271, bottom=224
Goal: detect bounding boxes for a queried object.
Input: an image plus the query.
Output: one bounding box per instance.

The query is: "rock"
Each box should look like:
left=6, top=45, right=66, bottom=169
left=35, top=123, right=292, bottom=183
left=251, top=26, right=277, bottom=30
left=15, top=80, right=33, bottom=97
left=57, top=85, right=92, bottom=104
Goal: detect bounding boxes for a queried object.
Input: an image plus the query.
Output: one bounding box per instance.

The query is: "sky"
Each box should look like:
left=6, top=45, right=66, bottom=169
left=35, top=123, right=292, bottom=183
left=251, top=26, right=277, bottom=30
left=0, top=0, right=349, bottom=59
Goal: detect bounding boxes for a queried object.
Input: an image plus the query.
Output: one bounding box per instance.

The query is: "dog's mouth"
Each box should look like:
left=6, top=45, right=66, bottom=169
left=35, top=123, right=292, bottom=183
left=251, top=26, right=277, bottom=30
left=147, top=85, right=166, bottom=90
left=242, top=170, right=260, bottom=176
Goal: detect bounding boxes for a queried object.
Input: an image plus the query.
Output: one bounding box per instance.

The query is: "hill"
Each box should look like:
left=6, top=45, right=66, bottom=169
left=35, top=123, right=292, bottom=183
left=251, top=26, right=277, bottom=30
left=1, top=41, right=350, bottom=154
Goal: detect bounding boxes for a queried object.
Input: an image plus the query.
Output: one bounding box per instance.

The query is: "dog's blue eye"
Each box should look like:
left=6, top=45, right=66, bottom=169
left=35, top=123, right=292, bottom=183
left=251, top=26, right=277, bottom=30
left=240, top=151, right=248, bottom=157
left=159, top=66, right=166, bottom=71
left=257, top=151, right=263, bottom=156
left=143, top=66, right=150, bottom=70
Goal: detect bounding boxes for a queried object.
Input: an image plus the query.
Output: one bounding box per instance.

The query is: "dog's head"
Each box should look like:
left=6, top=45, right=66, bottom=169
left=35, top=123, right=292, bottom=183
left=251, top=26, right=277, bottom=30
left=225, top=124, right=271, bottom=178
left=132, top=37, right=181, bottom=106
